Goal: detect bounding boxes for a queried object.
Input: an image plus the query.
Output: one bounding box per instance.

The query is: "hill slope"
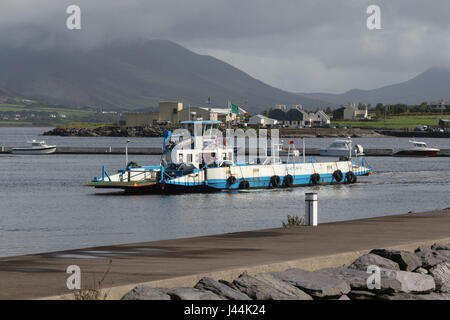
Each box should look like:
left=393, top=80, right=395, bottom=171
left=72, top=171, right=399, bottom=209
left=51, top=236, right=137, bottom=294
left=300, top=67, right=450, bottom=106
left=0, top=40, right=333, bottom=113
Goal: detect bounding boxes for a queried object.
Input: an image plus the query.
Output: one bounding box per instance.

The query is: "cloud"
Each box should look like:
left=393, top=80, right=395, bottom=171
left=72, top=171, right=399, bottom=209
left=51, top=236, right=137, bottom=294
left=1, top=0, right=450, bottom=92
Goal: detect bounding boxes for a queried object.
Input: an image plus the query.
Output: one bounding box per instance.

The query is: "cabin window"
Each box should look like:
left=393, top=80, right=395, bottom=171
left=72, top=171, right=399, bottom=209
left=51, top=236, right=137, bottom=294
left=179, top=154, right=183, bottom=163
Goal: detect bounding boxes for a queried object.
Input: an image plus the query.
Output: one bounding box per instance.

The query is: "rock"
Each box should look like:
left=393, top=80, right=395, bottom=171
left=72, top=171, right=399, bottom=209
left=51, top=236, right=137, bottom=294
left=415, top=247, right=450, bottom=268
left=350, top=253, right=400, bottom=271
left=194, top=277, right=251, bottom=300
left=270, top=268, right=350, bottom=298
left=381, top=269, right=435, bottom=293
left=429, top=262, right=450, bottom=292
left=254, top=273, right=312, bottom=300
left=371, top=249, right=422, bottom=271
left=380, top=292, right=450, bottom=300
left=431, top=243, right=450, bottom=251
left=378, top=292, right=428, bottom=300
left=121, top=285, right=171, bottom=300
left=347, top=290, right=378, bottom=300
left=318, top=267, right=401, bottom=293
left=417, top=292, right=450, bottom=300
left=415, top=267, right=428, bottom=274
left=337, top=295, right=350, bottom=300
left=166, top=287, right=223, bottom=300
left=232, top=273, right=311, bottom=300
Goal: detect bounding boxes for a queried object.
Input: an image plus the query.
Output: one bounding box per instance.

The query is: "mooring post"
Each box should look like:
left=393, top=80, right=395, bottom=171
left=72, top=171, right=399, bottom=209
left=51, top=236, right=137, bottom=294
left=305, top=192, right=318, bottom=226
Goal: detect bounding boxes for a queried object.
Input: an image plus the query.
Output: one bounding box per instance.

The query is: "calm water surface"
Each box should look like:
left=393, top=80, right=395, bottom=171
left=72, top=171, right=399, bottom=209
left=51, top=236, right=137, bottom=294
left=0, top=127, right=449, bottom=257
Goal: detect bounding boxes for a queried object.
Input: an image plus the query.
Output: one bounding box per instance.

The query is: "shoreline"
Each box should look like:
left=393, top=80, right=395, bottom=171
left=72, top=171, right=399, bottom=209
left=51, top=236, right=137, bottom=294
left=42, top=125, right=450, bottom=138
left=42, top=125, right=385, bottom=138
left=1, top=208, right=449, bottom=299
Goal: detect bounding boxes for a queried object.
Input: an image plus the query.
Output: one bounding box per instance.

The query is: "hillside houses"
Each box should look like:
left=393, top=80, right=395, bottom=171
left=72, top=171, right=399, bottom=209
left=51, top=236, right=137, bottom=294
left=268, top=105, right=330, bottom=127
left=332, top=103, right=369, bottom=120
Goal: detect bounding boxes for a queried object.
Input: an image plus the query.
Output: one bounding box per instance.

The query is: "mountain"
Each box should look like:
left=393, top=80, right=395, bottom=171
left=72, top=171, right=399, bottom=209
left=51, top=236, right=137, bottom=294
left=0, top=39, right=333, bottom=113
left=0, top=87, right=17, bottom=98
left=300, top=67, right=450, bottom=106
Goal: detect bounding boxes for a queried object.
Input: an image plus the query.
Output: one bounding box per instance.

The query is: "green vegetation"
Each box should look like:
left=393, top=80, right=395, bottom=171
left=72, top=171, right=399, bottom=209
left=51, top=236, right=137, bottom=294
left=58, top=122, right=117, bottom=129
left=332, top=115, right=445, bottom=130
left=0, top=121, right=34, bottom=126
left=0, top=101, right=122, bottom=126
left=282, top=215, right=305, bottom=227
left=0, top=103, right=91, bottom=115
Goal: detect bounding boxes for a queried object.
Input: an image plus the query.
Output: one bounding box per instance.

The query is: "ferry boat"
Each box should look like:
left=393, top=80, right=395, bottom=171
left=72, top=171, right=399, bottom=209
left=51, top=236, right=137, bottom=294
left=11, top=140, right=56, bottom=155
left=86, top=121, right=373, bottom=194
left=392, top=140, right=440, bottom=157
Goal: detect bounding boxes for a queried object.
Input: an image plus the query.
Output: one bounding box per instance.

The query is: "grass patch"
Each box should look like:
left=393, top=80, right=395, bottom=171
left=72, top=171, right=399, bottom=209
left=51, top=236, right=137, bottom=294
left=0, top=121, right=34, bottom=126
left=282, top=215, right=305, bottom=227
left=58, top=122, right=117, bottom=129
left=332, top=115, right=446, bottom=130
left=72, top=260, right=113, bottom=300
left=0, top=103, right=94, bottom=116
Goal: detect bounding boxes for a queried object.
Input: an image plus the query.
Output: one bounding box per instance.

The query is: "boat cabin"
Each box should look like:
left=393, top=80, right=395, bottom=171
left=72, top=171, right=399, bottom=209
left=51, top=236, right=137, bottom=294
left=31, top=140, right=47, bottom=147
left=327, top=140, right=352, bottom=150
left=162, top=120, right=235, bottom=170
left=410, top=141, right=427, bottom=148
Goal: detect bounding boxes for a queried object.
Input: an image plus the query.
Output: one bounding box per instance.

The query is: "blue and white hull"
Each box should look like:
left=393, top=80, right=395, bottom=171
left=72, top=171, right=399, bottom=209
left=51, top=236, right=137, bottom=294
left=164, top=160, right=372, bottom=191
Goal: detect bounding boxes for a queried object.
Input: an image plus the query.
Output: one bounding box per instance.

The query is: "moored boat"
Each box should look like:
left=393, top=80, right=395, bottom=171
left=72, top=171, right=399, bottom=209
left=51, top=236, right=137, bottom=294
left=11, top=140, right=56, bottom=155
left=86, top=121, right=373, bottom=194
left=392, top=140, right=440, bottom=157
left=319, top=139, right=364, bottom=158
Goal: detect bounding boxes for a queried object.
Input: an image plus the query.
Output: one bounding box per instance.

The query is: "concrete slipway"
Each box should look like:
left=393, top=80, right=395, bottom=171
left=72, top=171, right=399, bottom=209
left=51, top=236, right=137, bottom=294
left=0, top=209, right=449, bottom=299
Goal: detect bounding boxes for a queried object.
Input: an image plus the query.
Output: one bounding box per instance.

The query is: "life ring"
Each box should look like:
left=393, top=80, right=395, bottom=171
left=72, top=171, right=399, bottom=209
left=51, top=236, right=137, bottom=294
left=239, top=180, right=250, bottom=189
left=227, top=176, right=237, bottom=185
left=333, top=170, right=343, bottom=182
left=310, top=173, right=320, bottom=185
left=283, top=174, right=294, bottom=187
left=345, top=171, right=356, bottom=184
left=270, top=175, right=281, bottom=188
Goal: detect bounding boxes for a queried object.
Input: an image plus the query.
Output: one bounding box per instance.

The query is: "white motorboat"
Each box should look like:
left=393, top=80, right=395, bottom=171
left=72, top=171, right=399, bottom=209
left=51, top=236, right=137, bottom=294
left=319, top=139, right=364, bottom=158
left=12, top=140, right=56, bottom=155
left=392, top=140, right=440, bottom=157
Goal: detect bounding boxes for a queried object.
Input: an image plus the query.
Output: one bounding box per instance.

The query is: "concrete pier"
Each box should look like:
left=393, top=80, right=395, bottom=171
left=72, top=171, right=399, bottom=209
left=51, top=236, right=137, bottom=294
left=0, top=208, right=449, bottom=300
left=0, top=146, right=162, bottom=155
left=0, top=146, right=449, bottom=156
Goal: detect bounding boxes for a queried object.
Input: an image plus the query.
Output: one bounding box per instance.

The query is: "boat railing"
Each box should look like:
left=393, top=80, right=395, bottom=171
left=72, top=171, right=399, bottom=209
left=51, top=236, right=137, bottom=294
left=351, top=157, right=372, bottom=175
left=114, top=166, right=161, bottom=182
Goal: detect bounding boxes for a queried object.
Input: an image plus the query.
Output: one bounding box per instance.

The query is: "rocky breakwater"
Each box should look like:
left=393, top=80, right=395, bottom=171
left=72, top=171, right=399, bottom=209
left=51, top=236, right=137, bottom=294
left=121, top=243, right=450, bottom=300
left=43, top=125, right=175, bottom=137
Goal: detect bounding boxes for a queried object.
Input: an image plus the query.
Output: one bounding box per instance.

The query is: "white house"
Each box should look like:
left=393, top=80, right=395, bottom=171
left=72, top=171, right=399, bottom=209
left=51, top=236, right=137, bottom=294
left=249, top=114, right=278, bottom=126
left=310, top=110, right=330, bottom=126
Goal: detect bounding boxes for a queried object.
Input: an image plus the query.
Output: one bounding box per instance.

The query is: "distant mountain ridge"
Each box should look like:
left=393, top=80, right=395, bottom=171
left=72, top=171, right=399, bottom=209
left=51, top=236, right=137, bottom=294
left=0, top=39, right=334, bottom=113
left=299, top=67, right=450, bottom=106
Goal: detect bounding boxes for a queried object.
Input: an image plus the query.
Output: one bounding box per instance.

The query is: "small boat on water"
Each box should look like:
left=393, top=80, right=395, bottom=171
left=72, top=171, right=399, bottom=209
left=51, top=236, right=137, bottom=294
left=12, top=140, right=56, bottom=155
left=319, top=139, right=364, bottom=159
left=85, top=120, right=373, bottom=194
left=392, top=140, right=440, bottom=157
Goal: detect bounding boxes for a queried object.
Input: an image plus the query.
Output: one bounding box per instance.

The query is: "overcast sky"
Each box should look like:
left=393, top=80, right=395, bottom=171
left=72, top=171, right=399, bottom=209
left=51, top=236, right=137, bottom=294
left=1, top=0, right=450, bottom=93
